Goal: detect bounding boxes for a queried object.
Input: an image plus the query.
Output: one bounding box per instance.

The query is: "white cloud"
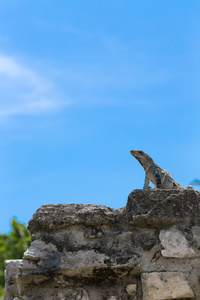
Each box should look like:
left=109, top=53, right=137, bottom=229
left=0, top=53, right=65, bottom=116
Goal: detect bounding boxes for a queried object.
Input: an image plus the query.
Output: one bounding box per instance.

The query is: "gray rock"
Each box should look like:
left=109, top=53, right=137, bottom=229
left=28, top=203, right=125, bottom=232
left=127, top=188, right=200, bottom=227
left=4, top=260, right=22, bottom=300
left=142, top=272, right=195, bottom=300
left=4, top=189, right=200, bottom=299
left=159, top=226, right=199, bottom=258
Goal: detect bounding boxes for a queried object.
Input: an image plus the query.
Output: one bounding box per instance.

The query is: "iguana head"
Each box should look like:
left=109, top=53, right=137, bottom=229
left=130, top=150, right=154, bottom=170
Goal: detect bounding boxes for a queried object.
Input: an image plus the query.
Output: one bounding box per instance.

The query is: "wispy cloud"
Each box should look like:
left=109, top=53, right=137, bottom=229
left=0, top=53, right=66, bottom=116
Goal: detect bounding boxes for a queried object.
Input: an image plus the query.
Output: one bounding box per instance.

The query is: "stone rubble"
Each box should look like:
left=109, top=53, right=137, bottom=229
left=4, top=189, right=200, bottom=299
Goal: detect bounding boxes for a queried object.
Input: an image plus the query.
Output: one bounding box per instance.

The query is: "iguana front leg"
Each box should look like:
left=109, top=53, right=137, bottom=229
left=144, top=171, right=161, bottom=189
left=144, top=174, right=150, bottom=189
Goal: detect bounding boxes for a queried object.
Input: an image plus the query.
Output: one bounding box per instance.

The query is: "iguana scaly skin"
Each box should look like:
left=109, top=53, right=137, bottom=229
left=130, top=150, right=184, bottom=190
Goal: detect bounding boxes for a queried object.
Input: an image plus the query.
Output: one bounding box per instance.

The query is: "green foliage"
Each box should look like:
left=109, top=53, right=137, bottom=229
left=0, top=218, right=31, bottom=296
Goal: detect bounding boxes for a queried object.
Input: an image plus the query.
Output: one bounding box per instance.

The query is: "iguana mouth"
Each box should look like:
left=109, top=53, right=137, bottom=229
left=130, top=150, right=150, bottom=169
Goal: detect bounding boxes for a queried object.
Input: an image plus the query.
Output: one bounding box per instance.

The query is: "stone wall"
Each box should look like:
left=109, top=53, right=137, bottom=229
left=4, top=188, right=200, bottom=299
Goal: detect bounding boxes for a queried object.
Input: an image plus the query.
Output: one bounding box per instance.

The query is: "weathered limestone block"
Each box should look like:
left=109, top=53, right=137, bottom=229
left=28, top=203, right=124, bottom=231
left=23, top=240, right=58, bottom=260
left=192, top=226, right=200, bottom=248
left=159, top=226, right=199, bottom=258
left=142, top=272, right=195, bottom=300
left=17, top=202, right=142, bottom=299
left=127, top=188, right=200, bottom=227
left=4, top=260, right=22, bottom=300
left=126, top=283, right=137, bottom=297
left=4, top=189, right=200, bottom=299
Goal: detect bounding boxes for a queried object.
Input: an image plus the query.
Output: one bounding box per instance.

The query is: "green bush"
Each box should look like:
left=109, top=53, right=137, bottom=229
left=0, top=218, right=31, bottom=296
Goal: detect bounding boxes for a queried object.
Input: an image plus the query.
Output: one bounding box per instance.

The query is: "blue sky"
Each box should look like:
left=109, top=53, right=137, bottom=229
left=0, top=1, right=200, bottom=233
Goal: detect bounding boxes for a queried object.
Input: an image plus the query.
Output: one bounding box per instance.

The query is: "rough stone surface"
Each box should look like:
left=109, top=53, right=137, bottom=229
left=28, top=203, right=124, bottom=231
left=4, top=189, right=200, bottom=299
left=127, top=188, right=200, bottom=227
left=159, top=226, right=199, bottom=258
left=126, top=283, right=137, bottom=296
left=23, top=240, right=58, bottom=260
left=192, top=226, right=200, bottom=248
left=142, top=272, right=195, bottom=299
left=4, top=260, right=22, bottom=300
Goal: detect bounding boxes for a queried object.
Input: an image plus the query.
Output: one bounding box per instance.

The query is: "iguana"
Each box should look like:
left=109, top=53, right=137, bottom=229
left=130, top=150, right=184, bottom=190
